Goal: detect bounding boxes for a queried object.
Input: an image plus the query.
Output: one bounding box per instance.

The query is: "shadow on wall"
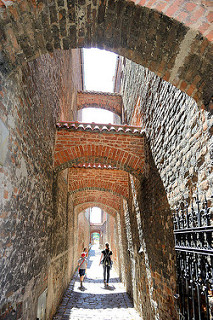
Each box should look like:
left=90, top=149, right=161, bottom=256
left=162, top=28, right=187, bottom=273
left=129, top=142, right=178, bottom=320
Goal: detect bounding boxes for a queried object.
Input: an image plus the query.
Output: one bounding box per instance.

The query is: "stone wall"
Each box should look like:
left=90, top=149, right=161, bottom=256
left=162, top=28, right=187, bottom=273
left=115, top=56, right=212, bottom=319
left=0, top=49, right=83, bottom=319
left=47, top=169, right=69, bottom=319
left=120, top=57, right=212, bottom=208
left=130, top=172, right=177, bottom=319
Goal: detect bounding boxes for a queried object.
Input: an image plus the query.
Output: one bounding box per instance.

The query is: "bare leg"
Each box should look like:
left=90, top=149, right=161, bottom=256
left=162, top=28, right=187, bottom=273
left=80, top=275, right=85, bottom=287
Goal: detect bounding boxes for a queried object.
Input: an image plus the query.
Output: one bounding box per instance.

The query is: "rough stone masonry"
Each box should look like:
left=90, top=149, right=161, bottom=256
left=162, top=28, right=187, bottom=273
left=0, top=0, right=212, bottom=319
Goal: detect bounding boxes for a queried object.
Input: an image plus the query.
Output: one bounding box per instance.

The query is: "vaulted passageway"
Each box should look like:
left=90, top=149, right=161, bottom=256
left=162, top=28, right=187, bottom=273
left=0, top=0, right=212, bottom=319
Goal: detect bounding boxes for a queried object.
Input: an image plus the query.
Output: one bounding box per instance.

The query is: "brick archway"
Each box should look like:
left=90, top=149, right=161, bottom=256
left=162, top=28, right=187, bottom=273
left=90, top=230, right=101, bottom=238
left=70, top=190, right=122, bottom=213
left=75, top=203, right=117, bottom=218
left=69, top=168, right=129, bottom=199
left=0, top=0, right=212, bottom=109
left=54, top=122, right=148, bottom=178
left=77, top=91, right=123, bottom=116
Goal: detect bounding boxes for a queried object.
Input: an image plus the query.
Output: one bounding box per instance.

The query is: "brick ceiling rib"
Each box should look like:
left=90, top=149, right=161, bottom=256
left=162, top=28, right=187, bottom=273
left=77, top=91, right=123, bottom=116
left=68, top=168, right=129, bottom=199
left=70, top=190, right=122, bottom=213
left=54, top=122, right=148, bottom=179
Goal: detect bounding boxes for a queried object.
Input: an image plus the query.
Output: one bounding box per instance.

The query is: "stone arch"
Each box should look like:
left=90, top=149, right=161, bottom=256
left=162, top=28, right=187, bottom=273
left=68, top=168, right=129, bottom=199
left=0, top=0, right=212, bottom=109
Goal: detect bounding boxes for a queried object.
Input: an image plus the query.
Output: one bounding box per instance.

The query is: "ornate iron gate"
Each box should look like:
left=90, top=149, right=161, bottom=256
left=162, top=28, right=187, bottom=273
left=173, top=193, right=213, bottom=320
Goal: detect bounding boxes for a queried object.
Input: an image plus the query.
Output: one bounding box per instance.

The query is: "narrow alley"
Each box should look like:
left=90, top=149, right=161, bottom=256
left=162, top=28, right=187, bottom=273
left=53, top=246, right=141, bottom=320
left=0, top=1, right=212, bottom=319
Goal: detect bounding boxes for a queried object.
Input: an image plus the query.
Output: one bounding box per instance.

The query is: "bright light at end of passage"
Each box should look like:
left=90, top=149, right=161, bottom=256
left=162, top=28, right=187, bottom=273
left=82, top=108, right=113, bottom=124
left=90, top=207, right=102, bottom=224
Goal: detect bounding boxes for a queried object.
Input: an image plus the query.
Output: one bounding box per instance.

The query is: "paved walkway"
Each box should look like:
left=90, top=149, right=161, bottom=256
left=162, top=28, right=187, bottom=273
left=53, top=245, right=141, bottom=320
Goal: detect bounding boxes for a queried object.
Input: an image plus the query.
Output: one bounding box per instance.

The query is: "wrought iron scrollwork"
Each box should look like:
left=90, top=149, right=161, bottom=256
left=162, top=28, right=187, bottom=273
left=173, top=192, right=213, bottom=320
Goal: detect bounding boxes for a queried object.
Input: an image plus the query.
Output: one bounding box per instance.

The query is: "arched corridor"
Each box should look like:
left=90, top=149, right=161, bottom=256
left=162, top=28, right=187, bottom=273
left=0, top=0, right=212, bottom=319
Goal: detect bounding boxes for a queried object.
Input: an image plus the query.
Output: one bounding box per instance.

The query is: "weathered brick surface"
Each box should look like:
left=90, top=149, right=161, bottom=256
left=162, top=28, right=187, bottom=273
left=116, top=204, right=133, bottom=297
left=130, top=171, right=177, bottom=320
left=70, top=190, right=122, bottom=214
left=119, top=57, right=212, bottom=207
left=47, top=169, right=70, bottom=319
left=114, top=55, right=212, bottom=319
left=0, top=0, right=211, bottom=40
left=0, top=1, right=212, bottom=318
left=77, top=91, right=123, bottom=116
left=132, top=0, right=212, bottom=40
left=0, top=0, right=212, bottom=109
left=67, top=193, right=78, bottom=284
left=68, top=168, right=129, bottom=198
left=106, top=214, right=119, bottom=269
left=0, top=49, right=83, bottom=318
left=54, top=124, right=147, bottom=178
left=77, top=210, right=90, bottom=258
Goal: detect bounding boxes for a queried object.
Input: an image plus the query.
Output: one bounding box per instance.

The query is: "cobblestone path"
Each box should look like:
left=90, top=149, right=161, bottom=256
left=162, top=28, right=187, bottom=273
left=53, top=245, right=141, bottom=320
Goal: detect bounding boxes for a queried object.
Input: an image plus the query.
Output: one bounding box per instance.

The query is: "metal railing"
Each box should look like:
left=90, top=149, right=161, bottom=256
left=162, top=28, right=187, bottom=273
left=173, top=193, right=213, bottom=320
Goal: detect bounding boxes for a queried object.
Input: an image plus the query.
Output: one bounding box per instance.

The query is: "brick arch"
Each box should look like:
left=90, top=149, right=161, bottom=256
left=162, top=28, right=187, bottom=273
left=68, top=168, right=129, bottom=199
left=75, top=203, right=117, bottom=218
left=0, top=1, right=212, bottom=109
left=90, top=230, right=101, bottom=244
left=77, top=91, right=123, bottom=116
left=90, top=230, right=101, bottom=238
left=91, top=230, right=100, bottom=234
left=70, top=190, right=122, bottom=213
left=54, top=124, right=148, bottom=179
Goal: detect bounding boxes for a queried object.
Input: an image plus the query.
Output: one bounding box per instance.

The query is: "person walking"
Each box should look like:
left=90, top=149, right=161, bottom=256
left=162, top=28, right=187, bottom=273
left=99, top=242, right=112, bottom=287
left=78, top=252, right=87, bottom=290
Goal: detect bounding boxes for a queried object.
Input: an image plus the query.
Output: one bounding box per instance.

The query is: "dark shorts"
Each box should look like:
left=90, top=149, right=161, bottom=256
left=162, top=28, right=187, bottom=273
left=79, top=269, right=85, bottom=276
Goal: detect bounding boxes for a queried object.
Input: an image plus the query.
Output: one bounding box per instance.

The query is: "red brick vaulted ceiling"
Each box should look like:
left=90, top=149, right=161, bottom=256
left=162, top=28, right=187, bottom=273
left=54, top=122, right=148, bottom=179
left=68, top=168, right=129, bottom=199
left=69, top=190, right=122, bottom=213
